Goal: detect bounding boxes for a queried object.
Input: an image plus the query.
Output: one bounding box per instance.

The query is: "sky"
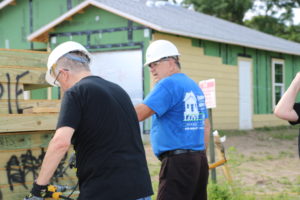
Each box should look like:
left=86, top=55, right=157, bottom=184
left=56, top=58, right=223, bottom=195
left=294, top=8, right=300, bottom=24
left=170, top=0, right=300, bottom=25
left=244, top=3, right=300, bottom=25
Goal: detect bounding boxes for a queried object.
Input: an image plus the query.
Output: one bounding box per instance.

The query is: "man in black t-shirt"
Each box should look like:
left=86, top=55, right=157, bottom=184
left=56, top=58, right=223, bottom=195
left=25, top=41, right=153, bottom=200
left=274, top=72, right=300, bottom=156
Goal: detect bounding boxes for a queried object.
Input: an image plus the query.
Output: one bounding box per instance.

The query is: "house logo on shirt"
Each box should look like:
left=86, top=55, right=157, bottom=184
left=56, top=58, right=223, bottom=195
left=184, top=91, right=201, bottom=121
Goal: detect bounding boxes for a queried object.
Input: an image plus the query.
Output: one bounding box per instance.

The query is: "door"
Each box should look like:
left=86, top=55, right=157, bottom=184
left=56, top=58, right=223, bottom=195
left=90, top=50, right=144, bottom=133
left=238, top=59, right=253, bottom=130
left=90, top=50, right=143, bottom=105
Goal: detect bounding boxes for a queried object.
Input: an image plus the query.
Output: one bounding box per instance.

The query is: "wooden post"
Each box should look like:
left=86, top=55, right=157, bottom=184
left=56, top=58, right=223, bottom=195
left=213, top=131, right=232, bottom=182
left=208, top=109, right=217, bottom=183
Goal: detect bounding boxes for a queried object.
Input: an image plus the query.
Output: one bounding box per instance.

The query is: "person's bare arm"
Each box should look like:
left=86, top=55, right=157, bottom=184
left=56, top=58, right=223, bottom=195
left=135, top=103, right=155, bottom=121
left=274, top=72, right=300, bottom=122
left=204, top=118, right=211, bottom=150
left=36, top=127, right=74, bottom=185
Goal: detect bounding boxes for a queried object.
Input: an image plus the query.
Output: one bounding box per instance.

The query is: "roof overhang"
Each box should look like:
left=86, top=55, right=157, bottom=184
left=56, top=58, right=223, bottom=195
left=27, top=0, right=91, bottom=42
left=27, top=0, right=162, bottom=43
left=0, top=0, right=16, bottom=10
left=27, top=0, right=300, bottom=56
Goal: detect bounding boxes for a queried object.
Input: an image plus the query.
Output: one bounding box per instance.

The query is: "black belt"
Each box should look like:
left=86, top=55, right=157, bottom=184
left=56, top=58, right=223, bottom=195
left=158, top=149, right=204, bottom=161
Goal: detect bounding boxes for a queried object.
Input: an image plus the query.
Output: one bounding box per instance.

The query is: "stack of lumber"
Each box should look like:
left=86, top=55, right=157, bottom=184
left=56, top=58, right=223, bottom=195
left=0, top=49, right=59, bottom=133
left=0, top=49, right=77, bottom=200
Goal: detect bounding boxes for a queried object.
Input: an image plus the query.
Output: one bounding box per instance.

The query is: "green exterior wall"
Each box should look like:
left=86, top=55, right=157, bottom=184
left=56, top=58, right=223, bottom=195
left=48, top=5, right=152, bottom=95
left=0, top=0, right=85, bottom=100
left=0, top=0, right=84, bottom=50
left=192, top=39, right=300, bottom=114
left=0, top=0, right=31, bottom=49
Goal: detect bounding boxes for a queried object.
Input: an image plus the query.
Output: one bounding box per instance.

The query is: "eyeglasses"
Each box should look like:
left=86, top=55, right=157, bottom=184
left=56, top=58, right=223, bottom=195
left=53, top=71, right=62, bottom=86
left=50, top=64, right=69, bottom=86
left=148, top=57, right=170, bottom=68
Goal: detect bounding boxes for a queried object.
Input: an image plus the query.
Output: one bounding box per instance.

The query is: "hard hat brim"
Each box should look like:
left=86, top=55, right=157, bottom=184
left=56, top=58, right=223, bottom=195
left=144, top=54, right=180, bottom=67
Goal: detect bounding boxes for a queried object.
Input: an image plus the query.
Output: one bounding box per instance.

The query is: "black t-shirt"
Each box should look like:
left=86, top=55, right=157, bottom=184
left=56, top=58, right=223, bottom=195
left=289, top=103, right=300, bottom=125
left=57, top=76, right=153, bottom=199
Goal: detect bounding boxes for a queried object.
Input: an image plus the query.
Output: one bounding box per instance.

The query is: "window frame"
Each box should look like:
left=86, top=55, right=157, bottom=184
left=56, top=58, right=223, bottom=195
left=271, top=59, right=285, bottom=109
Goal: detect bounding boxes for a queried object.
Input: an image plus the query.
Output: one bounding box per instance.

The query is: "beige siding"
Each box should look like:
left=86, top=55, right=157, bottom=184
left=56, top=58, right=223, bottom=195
left=152, top=33, right=239, bottom=129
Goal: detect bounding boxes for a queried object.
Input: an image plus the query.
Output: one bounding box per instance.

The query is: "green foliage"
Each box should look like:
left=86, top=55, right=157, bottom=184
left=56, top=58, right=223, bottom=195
left=218, top=129, right=249, bottom=137
left=244, top=0, right=300, bottom=42
left=180, top=0, right=300, bottom=42
left=207, top=182, right=298, bottom=200
left=244, top=15, right=286, bottom=35
left=253, top=125, right=299, bottom=140
left=208, top=183, right=232, bottom=200
left=182, top=0, right=253, bottom=24
left=208, top=182, right=258, bottom=200
left=245, top=15, right=300, bottom=43
left=277, top=24, right=300, bottom=43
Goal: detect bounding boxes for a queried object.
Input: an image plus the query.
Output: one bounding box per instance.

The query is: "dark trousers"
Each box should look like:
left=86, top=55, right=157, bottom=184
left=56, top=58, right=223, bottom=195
left=157, top=151, right=209, bottom=200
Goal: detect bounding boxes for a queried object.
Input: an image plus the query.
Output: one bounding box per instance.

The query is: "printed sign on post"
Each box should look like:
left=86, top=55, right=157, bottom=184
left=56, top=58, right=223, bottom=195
left=199, top=79, right=216, bottom=109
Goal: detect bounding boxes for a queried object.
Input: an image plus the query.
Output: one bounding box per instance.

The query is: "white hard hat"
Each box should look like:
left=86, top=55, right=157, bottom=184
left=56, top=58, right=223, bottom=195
left=144, top=40, right=180, bottom=66
left=46, top=41, right=90, bottom=86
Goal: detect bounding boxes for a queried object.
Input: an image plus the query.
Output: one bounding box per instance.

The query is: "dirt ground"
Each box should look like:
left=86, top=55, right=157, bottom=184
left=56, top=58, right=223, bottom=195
left=223, top=129, right=300, bottom=196
left=144, top=127, right=300, bottom=198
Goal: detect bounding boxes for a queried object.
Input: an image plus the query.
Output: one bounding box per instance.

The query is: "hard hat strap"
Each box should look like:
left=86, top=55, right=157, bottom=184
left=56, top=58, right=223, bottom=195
left=63, top=53, right=89, bottom=64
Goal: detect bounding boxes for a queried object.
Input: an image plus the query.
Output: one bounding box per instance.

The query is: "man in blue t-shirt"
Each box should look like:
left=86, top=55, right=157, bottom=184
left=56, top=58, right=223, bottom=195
left=135, top=40, right=211, bottom=200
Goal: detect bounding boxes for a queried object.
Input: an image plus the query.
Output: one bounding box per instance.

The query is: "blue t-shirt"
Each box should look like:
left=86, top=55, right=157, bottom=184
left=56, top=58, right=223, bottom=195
left=144, top=73, right=208, bottom=157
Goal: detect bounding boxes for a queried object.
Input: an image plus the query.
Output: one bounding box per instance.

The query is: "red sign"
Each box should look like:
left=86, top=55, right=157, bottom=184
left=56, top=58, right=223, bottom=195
left=199, top=79, right=216, bottom=109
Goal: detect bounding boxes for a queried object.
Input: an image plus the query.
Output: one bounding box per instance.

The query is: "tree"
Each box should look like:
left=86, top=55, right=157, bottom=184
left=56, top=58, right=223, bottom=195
left=181, top=0, right=253, bottom=24
left=245, top=0, right=300, bottom=42
left=244, top=15, right=286, bottom=35
left=179, top=0, right=300, bottom=43
left=253, top=0, right=300, bottom=24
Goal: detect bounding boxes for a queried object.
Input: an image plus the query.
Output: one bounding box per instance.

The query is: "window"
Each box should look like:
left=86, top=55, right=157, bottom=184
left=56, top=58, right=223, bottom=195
left=272, top=60, right=284, bottom=108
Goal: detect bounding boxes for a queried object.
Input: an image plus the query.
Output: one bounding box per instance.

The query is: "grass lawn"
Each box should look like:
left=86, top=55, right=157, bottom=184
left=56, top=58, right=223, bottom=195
left=145, top=125, right=300, bottom=200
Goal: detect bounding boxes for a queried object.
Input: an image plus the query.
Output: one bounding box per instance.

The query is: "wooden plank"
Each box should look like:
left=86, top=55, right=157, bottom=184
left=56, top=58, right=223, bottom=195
left=0, top=83, right=24, bottom=100
left=23, top=107, right=60, bottom=114
left=20, top=99, right=60, bottom=108
left=0, top=130, right=54, bottom=136
left=0, top=99, right=60, bottom=108
left=0, top=66, right=47, bottom=84
left=23, top=83, right=49, bottom=90
left=0, top=131, right=77, bottom=200
left=0, top=49, right=48, bottom=68
left=9, top=0, right=16, bottom=5
left=0, top=113, right=58, bottom=133
left=0, top=100, right=60, bottom=114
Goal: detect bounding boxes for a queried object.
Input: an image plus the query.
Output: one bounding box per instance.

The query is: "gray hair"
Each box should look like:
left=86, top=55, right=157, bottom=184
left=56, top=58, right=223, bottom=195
left=171, top=56, right=181, bottom=69
left=55, top=51, right=91, bottom=73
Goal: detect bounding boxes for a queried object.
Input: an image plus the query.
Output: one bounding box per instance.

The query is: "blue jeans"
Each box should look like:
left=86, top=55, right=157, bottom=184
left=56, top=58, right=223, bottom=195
left=136, top=197, right=151, bottom=200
